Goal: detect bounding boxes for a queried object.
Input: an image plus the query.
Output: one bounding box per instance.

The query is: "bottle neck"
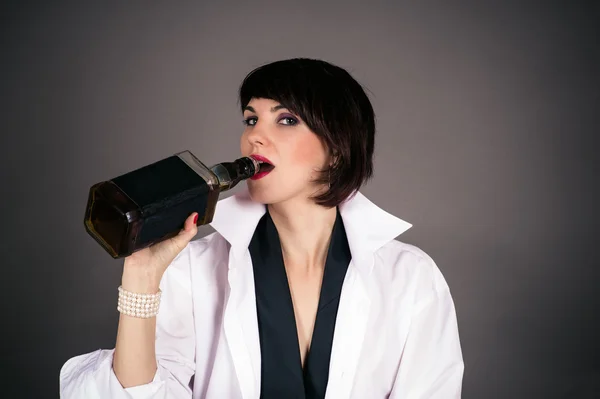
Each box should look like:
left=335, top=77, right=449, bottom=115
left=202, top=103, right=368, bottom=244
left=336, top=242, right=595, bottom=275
left=209, top=157, right=260, bottom=191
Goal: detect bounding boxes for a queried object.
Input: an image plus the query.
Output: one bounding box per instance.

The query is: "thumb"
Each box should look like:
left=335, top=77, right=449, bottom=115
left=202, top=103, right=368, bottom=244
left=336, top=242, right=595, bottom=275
left=179, top=212, right=199, bottom=241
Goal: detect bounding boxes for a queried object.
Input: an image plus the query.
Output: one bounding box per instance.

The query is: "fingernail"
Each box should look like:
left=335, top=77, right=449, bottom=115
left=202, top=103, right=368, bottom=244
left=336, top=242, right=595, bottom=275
left=193, top=214, right=198, bottom=224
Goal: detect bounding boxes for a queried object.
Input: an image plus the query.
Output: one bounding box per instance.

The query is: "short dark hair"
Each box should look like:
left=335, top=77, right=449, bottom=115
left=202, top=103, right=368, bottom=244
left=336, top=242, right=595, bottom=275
left=238, top=58, right=375, bottom=208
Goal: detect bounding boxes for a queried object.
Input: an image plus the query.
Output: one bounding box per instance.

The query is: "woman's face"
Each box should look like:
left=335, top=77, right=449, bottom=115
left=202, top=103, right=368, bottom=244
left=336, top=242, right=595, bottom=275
left=240, top=97, right=330, bottom=205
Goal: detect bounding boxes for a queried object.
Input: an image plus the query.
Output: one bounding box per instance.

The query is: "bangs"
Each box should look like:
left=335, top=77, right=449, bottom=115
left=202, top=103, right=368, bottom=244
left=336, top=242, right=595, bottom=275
left=238, top=59, right=331, bottom=130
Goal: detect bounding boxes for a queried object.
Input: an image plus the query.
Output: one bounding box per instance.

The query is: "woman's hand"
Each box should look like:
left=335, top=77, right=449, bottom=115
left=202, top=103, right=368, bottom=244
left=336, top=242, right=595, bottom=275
left=121, top=212, right=199, bottom=293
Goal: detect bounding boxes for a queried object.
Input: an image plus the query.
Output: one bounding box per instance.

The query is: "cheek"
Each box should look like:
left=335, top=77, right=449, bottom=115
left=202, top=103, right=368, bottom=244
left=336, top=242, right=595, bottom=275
left=289, top=134, right=327, bottom=167
left=240, top=132, right=250, bottom=154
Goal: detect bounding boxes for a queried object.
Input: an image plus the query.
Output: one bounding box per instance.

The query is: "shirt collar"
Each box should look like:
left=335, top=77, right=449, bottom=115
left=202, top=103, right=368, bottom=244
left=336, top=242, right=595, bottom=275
left=210, top=187, right=413, bottom=266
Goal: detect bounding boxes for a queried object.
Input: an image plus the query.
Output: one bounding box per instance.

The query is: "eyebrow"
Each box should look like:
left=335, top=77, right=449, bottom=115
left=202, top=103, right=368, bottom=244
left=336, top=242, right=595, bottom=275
left=243, top=104, right=288, bottom=113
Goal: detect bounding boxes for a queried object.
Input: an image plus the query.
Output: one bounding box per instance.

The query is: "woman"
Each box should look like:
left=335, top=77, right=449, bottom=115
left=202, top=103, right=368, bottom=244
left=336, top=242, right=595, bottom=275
left=60, top=58, right=464, bottom=398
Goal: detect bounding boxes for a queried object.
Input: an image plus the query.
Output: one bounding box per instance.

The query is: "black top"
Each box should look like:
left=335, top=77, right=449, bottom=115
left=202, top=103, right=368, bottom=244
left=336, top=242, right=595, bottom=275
left=249, top=208, right=352, bottom=399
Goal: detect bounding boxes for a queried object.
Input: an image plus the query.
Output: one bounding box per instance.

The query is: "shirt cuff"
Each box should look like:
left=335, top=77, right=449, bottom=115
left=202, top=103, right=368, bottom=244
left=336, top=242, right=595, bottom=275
left=121, top=367, right=164, bottom=396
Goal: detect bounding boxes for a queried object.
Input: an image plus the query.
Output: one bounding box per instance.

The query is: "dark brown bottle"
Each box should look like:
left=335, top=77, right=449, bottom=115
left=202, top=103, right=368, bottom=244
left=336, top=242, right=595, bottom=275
left=84, top=151, right=261, bottom=259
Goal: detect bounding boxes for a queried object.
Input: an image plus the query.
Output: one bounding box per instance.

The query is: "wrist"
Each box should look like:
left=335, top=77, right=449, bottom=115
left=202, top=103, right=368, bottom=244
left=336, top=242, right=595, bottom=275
left=117, top=286, right=162, bottom=318
left=121, top=264, right=163, bottom=294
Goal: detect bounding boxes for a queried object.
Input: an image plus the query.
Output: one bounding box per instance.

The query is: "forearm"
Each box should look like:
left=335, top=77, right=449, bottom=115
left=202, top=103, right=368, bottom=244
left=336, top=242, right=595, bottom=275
left=112, top=268, right=162, bottom=388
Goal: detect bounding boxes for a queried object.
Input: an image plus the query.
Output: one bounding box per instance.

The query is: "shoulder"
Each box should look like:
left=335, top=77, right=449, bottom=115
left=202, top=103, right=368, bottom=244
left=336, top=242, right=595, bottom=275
left=162, top=231, right=230, bottom=287
left=171, top=231, right=229, bottom=263
left=373, top=239, right=452, bottom=302
left=188, top=231, right=229, bottom=257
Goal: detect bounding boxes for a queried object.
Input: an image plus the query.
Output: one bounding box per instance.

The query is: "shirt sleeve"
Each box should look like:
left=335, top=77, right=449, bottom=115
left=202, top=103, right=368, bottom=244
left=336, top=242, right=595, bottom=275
left=59, top=244, right=197, bottom=399
left=389, top=256, right=464, bottom=399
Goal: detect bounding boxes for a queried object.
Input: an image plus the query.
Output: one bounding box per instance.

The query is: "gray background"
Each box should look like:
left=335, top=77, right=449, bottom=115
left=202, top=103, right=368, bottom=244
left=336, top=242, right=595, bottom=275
left=2, top=1, right=599, bottom=398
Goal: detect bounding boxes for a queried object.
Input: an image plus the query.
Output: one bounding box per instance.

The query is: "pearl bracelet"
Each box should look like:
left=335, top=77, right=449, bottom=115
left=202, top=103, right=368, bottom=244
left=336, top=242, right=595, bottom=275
left=117, top=286, right=162, bottom=318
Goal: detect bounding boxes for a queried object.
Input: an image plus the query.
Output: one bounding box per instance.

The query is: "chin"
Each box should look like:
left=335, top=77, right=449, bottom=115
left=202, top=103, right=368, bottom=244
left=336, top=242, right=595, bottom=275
left=247, top=184, right=280, bottom=205
left=247, top=181, right=302, bottom=205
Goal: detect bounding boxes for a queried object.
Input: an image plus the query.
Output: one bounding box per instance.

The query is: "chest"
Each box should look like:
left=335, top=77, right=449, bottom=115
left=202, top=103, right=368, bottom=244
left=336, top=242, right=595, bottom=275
left=285, top=268, right=324, bottom=366
left=189, top=247, right=413, bottom=399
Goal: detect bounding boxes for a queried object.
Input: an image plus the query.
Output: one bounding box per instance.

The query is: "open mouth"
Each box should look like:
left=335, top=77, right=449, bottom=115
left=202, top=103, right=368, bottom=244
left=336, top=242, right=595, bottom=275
left=250, top=155, right=275, bottom=174
left=258, top=161, right=275, bottom=173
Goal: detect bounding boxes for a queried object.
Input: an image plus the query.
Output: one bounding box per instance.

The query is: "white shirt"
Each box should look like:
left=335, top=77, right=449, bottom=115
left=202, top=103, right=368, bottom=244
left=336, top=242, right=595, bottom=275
left=60, top=188, right=464, bottom=398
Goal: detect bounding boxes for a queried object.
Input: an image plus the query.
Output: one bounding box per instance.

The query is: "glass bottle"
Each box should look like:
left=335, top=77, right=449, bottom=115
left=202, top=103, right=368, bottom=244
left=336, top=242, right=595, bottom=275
left=84, top=150, right=261, bottom=259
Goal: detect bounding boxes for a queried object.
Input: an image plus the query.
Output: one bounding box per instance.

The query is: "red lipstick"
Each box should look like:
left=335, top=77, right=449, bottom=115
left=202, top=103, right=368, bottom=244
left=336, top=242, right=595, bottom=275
left=250, top=154, right=274, bottom=165
left=249, top=154, right=275, bottom=180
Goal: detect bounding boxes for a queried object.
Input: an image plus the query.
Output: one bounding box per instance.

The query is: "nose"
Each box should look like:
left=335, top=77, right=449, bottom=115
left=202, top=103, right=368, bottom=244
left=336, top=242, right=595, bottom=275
left=246, top=121, right=269, bottom=147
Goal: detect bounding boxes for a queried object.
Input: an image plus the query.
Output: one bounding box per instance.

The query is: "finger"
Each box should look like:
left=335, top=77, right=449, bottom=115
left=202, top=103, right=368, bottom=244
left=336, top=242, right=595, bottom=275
left=187, top=212, right=199, bottom=230
left=176, top=212, right=199, bottom=240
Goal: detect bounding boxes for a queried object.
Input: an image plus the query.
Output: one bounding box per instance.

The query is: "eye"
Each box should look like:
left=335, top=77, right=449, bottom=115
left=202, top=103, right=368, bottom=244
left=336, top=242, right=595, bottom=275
left=243, top=116, right=257, bottom=126
left=278, top=116, right=298, bottom=126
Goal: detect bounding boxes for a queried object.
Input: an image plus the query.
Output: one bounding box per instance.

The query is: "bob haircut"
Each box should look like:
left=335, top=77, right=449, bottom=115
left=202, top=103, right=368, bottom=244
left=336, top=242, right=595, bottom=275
left=238, top=58, right=375, bottom=208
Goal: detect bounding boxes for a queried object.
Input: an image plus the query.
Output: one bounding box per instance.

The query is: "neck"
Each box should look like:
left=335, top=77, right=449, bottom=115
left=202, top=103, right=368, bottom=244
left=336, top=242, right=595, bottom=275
left=268, top=197, right=337, bottom=274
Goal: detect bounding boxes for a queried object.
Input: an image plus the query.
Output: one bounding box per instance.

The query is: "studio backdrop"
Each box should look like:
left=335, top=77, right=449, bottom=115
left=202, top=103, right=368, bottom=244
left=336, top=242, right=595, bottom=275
left=1, top=1, right=598, bottom=398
